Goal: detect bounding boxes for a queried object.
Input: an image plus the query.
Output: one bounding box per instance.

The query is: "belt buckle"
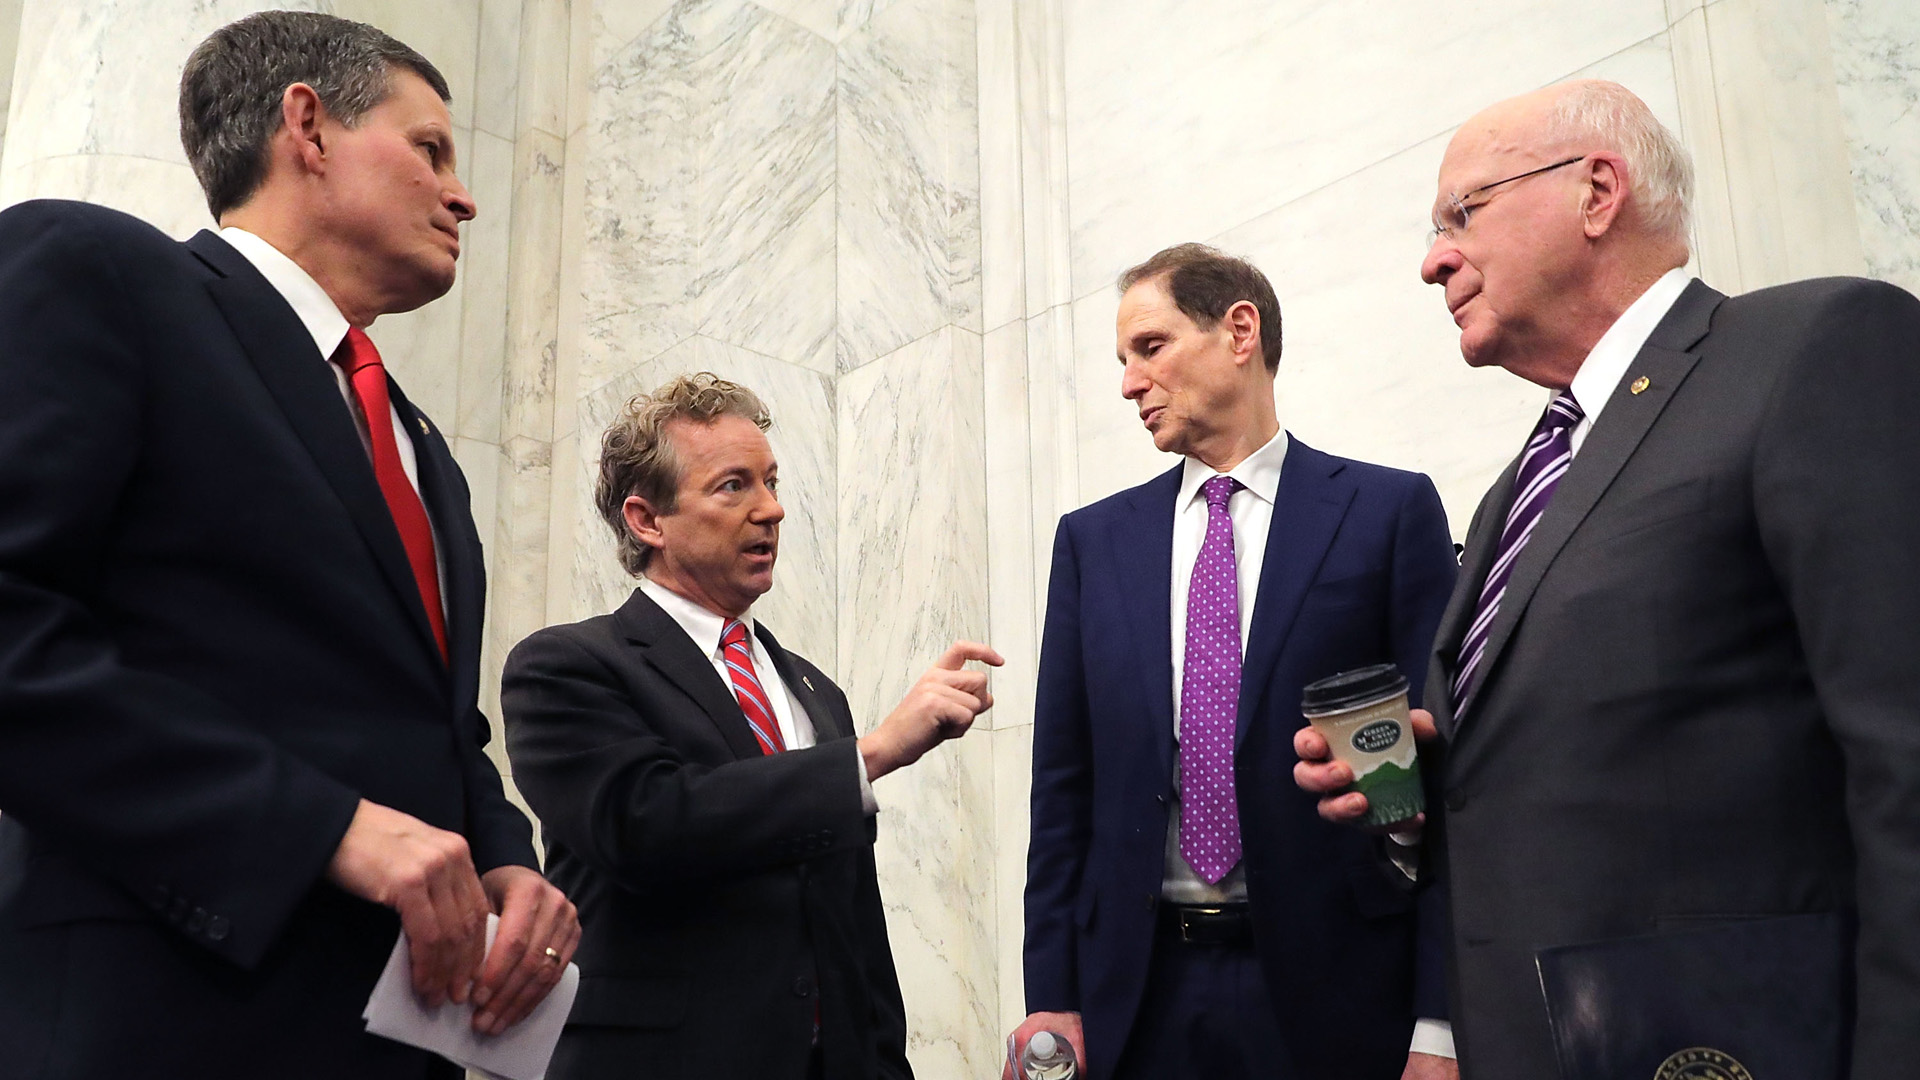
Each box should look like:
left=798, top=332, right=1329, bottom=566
left=1178, top=905, right=1229, bottom=943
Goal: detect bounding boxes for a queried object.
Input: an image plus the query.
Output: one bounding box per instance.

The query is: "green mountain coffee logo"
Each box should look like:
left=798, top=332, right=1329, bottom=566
left=1350, top=720, right=1402, bottom=754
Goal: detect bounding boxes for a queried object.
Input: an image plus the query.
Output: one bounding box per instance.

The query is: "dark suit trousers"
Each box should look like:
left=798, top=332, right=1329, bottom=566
left=1109, top=929, right=1296, bottom=1080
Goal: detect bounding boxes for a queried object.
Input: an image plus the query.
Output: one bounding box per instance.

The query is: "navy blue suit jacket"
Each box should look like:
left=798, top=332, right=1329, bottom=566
left=0, top=200, right=535, bottom=1079
left=1023, top=437, right=1455, bottom=1080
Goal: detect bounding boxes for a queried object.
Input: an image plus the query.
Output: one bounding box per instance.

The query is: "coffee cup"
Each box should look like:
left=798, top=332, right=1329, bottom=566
left=1300, top=663, right=1423, bottom=827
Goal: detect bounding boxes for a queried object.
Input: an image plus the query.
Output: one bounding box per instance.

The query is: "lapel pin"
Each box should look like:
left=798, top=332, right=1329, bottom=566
left=1630, top=376, right=1650, bottom=395
left=417, top=417, right=432, bottom=435
left=802, top=675, right=815, bottom=692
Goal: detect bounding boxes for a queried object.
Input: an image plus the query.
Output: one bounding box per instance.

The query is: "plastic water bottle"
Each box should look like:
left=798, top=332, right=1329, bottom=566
left=1018, top=1030, right=1078, bottom=1079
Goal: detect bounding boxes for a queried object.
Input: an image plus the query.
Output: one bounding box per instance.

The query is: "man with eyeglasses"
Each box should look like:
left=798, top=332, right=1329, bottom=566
left=1296, top=79, right=1920, bottom=1080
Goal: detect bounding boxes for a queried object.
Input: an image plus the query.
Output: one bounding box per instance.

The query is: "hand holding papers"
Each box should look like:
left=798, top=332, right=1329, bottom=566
left=364, top=913, right=580, bottom=1080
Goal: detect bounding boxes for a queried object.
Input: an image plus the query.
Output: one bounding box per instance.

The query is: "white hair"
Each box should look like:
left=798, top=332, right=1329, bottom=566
left=1548, top=81, right=1694, bottom=248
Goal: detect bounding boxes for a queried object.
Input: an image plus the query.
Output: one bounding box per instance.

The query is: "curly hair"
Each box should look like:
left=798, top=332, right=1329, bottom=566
left=595, top=373, right=772, bottom=576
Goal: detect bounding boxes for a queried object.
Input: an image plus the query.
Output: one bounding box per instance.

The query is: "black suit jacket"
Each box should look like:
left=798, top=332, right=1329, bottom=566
left=0, top=200, right=536, bottom=1080
left=502, top=589, right=911, bottom=1080
left=1425, top=277, right=1920, bottom=1080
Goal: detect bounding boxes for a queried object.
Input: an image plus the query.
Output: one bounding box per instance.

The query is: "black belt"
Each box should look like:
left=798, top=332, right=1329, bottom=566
left=1158, top=902, right=1253, bottom=946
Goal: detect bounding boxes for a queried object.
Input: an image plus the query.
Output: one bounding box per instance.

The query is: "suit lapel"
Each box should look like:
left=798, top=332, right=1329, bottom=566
left=1452, top=281, right=1722, bottom=746
left=614, top=589, right=764, bottom=760
left=390, top=382, right=470, bottom=690
left=1113, top=466, right=1183, bottom=784
left=1431, top=463, right=1518, bottom=741
left=756, top=623, right=851, bottom=742
left=188, top=231, right=445, bottom=670
left=1236, top=440, right=1354, bottom=752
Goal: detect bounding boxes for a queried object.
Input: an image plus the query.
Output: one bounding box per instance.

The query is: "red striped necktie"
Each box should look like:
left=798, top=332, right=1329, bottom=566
left=336, top=327, right=449, bottom=663
left=721, top=619, right=786, bottom=754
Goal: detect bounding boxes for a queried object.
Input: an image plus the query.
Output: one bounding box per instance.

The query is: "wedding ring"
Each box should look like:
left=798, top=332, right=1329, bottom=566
left=543, top=946, right=562, bottom=964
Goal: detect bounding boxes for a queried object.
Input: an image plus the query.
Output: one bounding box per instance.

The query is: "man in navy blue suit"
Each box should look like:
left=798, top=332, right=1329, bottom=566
left=1006, top=244, right=1458, bottom=1080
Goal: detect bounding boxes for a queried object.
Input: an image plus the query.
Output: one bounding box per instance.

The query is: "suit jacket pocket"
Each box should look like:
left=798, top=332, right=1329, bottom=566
left=566, top=974, right=690, bottom=1029
left=1346, top=863, right=1415, bottom=920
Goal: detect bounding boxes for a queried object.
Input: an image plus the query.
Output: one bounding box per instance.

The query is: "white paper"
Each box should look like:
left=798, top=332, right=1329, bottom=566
left=362, top=913, right=580, bottom=1080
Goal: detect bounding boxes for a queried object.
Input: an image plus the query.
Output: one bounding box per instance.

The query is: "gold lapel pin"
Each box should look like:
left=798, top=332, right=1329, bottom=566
left=417, top=417, right=432, bottom=435
left=802, top=675, right=816, bottom=692
left=1630, top=376, right=1650, bottom=395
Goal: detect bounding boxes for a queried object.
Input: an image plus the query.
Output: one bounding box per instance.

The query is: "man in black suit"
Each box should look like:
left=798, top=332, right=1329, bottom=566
left=0, top=13, right=575, bottom=1079
left=1297, top=80, right=1920, bottom=1079
left=502, top=372, right=1002, bottom=1080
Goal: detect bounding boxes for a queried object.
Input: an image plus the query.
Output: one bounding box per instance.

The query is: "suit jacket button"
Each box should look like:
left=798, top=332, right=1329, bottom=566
left=206, top=914, right=231, bottom=942
left=187, top=907, right=208, bottom=934
left=792, top=976, right=815, bottom=998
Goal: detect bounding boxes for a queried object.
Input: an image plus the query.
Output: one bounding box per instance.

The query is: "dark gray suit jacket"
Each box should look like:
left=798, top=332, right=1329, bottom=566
left=1424, top=277, right=1920, bottom=1080
left=502, top=589, right=911, bottom=1080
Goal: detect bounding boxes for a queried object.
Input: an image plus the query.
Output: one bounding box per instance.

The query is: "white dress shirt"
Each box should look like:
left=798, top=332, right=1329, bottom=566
left=1566, top=268, right=1693, bottom=454
left=638, top=577, right=877, bottom=813
left=217, top=226, right=446, bottom=616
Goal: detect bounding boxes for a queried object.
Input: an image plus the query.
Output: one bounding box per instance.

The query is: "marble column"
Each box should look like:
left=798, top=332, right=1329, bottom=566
left=1824, top=0, right=1920, bottom=299
left=0, top=0, right=22, bottom=166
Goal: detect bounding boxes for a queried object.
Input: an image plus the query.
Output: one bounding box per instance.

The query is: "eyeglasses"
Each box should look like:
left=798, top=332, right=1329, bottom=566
left=1427, top=155, right=1588, bottom=244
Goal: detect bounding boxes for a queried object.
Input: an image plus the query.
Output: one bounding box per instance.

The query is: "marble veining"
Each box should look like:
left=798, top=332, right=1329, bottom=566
left=836, top=0, right=983, bottom=370
left=581, top=0, right=836, bottom=394
left=1060, top=0, right=1673, bottom=297
left=837, top=326, right=994, bottom=1076
left=1825, top=0, right=1920, bottom=298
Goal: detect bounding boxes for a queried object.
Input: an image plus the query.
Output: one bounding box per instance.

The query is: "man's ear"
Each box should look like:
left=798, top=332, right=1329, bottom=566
left=1225, top=300, right=1261, bottom=368
left=622, top=495, right=667, bottom=556
left=280, top=82, right=329, bottom=175
left=1581, top=153, right=1629, bottom=240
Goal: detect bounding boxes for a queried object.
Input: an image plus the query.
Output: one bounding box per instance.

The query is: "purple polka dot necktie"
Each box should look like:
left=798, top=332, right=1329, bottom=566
left=1451, top=391, right=1585, bottom=720
left=1180, top=474, right=1245, bottom=883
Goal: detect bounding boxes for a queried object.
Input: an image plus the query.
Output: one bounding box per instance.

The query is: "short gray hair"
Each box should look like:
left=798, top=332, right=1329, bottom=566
left=178, top=11, right=451, bottom=219
left=595, top=373, right=773, bottom=576
left=1548, top=80, right=1694, bottom=247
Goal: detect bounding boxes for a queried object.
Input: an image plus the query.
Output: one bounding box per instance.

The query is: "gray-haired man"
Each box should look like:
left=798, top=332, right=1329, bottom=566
left=0, top=12, right=571, bottom=1078
left=1298, top=79, right=1920, bottom=1080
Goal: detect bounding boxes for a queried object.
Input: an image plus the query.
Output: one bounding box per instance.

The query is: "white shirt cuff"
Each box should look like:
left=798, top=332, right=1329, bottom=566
left=855, top=745, right=879, bottom=815
left=1410, top=1018, right=1455, bottom=1059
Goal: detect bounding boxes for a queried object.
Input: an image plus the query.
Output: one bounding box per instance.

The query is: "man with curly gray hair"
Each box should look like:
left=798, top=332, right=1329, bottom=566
left=504, top=372, right=1002, bottom=1080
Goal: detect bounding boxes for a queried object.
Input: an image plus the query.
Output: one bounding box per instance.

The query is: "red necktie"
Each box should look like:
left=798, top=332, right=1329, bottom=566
left=721, top=619, right=785, bottom=755
left=336, top=328, right=449, bottom=663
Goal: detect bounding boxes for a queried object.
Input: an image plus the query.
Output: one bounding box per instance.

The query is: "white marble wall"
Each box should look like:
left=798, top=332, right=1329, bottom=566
left=1825, top=0, right=1920, bottom=299
left=0, top=0, right=21, bottom=165
left=14, top=0, right=1920, bottom=1072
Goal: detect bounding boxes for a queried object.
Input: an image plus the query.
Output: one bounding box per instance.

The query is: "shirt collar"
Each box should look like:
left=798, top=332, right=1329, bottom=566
left=639, top=575, right=755, bottom=656
left=1178, top=428, right=1289, bottom=511
left=217, top=227, right=352, bottom=363
left=1567, top=267, right=1692, bottom=423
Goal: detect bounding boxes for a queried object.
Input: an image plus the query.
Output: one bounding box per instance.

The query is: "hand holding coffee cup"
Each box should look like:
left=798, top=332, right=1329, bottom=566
left=1294, top=664, right=1433, bottom=832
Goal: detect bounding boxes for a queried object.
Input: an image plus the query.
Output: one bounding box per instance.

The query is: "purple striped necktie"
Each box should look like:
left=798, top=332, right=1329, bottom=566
left=1451, top=392, right=1585, bottom=720
left=721, top=619, right=786, bottom=755
left=1180, top=474, right=1245, bottom=884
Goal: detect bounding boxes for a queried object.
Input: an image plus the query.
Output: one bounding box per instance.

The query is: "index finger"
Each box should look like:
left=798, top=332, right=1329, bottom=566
left=1293, top=724, right=1330, bottom=761
left=935, top=640, right=1005, bottom=669
left=477, top=885, right=536, bottom=996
